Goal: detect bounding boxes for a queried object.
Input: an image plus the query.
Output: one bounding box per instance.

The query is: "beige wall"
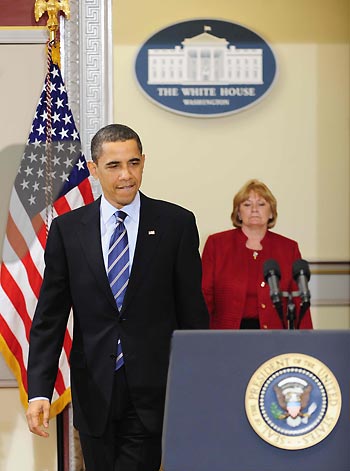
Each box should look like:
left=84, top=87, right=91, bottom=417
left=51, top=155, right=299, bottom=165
left=0, top=388, right=57, bottom=471
left=113, top=0, right=350, bottom=331
left=0, top=43, right=57, bottom=471
left=113, top=0, right=349, bottom=261
left=0, top=44, right=46, bottom=243
left=0, top=0, right=349, bottom=469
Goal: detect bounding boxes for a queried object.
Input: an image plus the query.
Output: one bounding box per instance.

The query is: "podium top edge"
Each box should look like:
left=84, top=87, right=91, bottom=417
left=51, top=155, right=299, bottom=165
left=172, top=329, right=350, bottom=336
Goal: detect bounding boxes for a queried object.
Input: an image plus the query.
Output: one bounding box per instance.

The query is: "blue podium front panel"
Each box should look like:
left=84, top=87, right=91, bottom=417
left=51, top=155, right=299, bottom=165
left=162, top=330, right=349, bottom=471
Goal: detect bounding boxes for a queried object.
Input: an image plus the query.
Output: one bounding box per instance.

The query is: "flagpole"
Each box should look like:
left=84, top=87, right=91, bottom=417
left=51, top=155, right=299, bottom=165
left=56, top=407, right=70, bottom=471
left=34, top=2, right=71, bottom=470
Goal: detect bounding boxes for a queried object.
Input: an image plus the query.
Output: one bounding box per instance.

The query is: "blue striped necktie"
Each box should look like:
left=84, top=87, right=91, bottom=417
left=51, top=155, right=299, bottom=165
left=107, top=210, right=129, bottom=370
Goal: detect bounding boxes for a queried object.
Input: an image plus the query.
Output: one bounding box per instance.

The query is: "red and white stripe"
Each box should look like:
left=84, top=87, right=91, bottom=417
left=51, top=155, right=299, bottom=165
left=0, top=177, right=94, bottom=414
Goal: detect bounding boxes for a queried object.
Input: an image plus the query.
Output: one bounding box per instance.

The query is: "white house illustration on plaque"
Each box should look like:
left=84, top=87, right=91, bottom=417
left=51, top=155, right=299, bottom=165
left=147, top=26, right=264, bottom=85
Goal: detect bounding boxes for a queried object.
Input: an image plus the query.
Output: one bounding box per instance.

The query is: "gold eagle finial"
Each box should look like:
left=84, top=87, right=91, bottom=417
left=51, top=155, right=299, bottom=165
left=34, top=0, right=70, bottom=41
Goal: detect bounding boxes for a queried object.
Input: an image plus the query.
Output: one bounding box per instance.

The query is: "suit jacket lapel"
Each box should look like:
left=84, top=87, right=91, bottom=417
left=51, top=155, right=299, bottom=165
left=77, top=197, right=117, bottom=310
left=121, top=193, right=162, bottom=313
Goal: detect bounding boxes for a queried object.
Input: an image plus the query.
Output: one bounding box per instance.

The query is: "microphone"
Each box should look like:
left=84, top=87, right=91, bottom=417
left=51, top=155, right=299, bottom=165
left=292, top=259, right=311, bottom=305
left=263, top=259, right=283, bottom=311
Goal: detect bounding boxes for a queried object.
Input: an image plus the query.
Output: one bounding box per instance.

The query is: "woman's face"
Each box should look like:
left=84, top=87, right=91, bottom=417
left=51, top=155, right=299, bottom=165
left=238, top=191, right=272, bottom=230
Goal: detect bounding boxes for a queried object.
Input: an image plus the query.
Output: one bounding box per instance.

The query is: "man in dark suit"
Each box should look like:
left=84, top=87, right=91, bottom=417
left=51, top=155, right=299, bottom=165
left=26, top=124, right=209, bottom=471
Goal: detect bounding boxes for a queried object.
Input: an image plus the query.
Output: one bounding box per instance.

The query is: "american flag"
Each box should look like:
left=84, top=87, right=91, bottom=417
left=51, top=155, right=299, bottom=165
left=0, top=60, right=94, bottom=416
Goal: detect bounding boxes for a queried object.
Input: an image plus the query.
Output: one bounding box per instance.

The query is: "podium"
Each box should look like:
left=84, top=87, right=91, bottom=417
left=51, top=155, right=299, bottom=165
left=162, top=330, right=349, bottom=471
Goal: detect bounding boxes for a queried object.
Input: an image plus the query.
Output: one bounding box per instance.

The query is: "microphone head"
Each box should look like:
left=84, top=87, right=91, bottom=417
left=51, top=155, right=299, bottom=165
left=263, top=259, right=281, bottom=280
left=292, top=259, right=311, bottom=281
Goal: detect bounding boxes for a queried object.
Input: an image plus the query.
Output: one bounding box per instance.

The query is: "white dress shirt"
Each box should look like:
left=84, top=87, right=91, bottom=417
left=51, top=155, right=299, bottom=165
left=100, top=191, right=140, bottom=273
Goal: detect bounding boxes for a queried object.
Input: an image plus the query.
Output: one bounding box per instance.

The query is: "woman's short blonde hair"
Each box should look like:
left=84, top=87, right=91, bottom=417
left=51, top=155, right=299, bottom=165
left=231, top=179, right=278, bottom=228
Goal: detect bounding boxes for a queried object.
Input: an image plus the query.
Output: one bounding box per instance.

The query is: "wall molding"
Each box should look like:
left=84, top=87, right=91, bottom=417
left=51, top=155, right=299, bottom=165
left=61, top=0, right=113, bottom=162
left=309, top=261, right=350, bottom=306
left=60, top=2, right=113, bottom=466
left=0, top=27, right=47, bottom=43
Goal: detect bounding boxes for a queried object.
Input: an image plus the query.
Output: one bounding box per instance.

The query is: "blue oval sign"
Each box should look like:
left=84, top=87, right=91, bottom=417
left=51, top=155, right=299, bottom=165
left=135, top=19, right=277, bottom=118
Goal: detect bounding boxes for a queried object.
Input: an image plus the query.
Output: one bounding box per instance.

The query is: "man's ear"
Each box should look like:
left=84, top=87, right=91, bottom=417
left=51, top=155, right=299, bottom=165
left=87, top=160, right=98, bottom=179
left=141, top=154, right=146, bottom=170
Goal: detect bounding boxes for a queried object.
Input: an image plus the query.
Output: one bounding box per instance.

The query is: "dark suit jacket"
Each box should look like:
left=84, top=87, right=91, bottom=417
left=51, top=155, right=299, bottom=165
left=28, top=192, right=209, bottom=436
left=202, top=228, right=313, bottom=330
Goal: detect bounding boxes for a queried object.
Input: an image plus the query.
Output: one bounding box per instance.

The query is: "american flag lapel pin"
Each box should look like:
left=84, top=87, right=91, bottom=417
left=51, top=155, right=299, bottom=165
left=148, top=230, right=156, bottom=235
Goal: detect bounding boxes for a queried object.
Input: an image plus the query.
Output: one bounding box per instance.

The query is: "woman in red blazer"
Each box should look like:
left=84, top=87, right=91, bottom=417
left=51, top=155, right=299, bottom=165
left=202, top=179, right=313, bottom=330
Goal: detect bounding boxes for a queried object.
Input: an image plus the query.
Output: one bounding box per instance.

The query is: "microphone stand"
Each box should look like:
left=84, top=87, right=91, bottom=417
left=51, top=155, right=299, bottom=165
left=286, top=292, right=296, bottom=330
left=296, top=301, right=311, bottom=329
left=281, top=291, right=300, bottom=330
left=273, top=301, right=286, bottom=329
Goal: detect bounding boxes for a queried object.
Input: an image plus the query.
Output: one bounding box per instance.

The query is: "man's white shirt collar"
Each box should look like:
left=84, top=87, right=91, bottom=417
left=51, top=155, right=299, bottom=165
left=100, top=192, right=140, bottom=270
left=101, top=192, right=141, bottom=231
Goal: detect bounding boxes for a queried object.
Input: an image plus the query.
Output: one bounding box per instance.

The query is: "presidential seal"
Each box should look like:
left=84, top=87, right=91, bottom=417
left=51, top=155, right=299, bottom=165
left=245, top=353, right=342, bottom=450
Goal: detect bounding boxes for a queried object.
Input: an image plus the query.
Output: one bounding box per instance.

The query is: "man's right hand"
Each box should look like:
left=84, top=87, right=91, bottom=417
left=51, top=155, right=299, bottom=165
left=26, top=399, right=51, bottom=437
